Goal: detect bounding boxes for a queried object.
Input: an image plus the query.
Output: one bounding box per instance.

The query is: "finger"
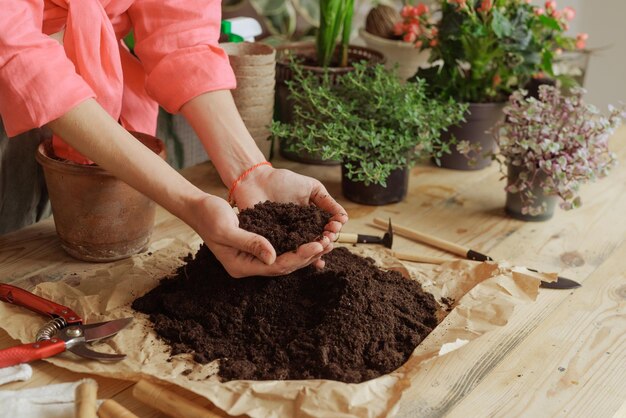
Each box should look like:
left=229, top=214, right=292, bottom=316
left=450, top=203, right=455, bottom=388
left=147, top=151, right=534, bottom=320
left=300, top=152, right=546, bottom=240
left=310, top=183, right=348, bottom=223
left=324, top=220, right=344, bottom=234
left=312, top=259, right=326, bottom=270
left=221, top=228, right=277, bottom=265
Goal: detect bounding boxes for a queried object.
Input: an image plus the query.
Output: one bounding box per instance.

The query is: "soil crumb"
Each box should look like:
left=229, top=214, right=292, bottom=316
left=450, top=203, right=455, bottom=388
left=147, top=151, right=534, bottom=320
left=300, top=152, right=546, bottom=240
left=132, top=202, right=438, bottom=383
left=238, top=201, right=332, bottom=255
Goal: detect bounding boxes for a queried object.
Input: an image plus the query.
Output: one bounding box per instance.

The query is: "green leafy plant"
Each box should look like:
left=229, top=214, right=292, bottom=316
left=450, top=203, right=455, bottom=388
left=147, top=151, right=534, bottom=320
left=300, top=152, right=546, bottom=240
left=408, top=0, right=587, bottom=103
left=270, top=61, right=467, bottom=186
left=472, top=85, right=625, bottom=215
left=317, top=0, right=354, bottom=67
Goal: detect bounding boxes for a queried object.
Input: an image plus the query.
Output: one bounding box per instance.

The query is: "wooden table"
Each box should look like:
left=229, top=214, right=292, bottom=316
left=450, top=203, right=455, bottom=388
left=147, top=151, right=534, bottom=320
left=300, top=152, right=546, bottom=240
left=1, top=128, right=625, bottom=417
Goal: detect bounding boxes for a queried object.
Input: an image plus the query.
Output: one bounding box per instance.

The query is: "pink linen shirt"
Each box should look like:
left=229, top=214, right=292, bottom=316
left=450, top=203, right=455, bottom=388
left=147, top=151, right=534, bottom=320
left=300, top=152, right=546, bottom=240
left=0, top=0, right=236, bottom=163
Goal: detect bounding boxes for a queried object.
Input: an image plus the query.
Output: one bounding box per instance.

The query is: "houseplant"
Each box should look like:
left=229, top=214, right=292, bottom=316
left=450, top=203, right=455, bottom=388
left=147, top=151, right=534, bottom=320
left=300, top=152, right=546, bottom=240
left=410, top=0, right=585, bottom=170
left=359, top=3, right=433, bottom=81
left=36, top=132, right=166, bottom=261
left=271, top=62, right=467, bottom=205
left=275, top=0, right=385, bottom=164
left=478, top=85, right=625, bottom=221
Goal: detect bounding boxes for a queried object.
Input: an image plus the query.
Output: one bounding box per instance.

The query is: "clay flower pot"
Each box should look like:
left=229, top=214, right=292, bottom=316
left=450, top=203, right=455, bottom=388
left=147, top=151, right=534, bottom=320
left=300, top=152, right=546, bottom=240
left=505, top=164, right=557, bottom=222
left=439, top=102, right=505, bottom=170
left=221, top=42, right=276, bottom=159
left=341, top=165, right=409, bottom=206
left=275, top=42, right=385, bottom=165
left=36, top=132, right=166, bottom=262
left=358, top=28, right=430, bottom=81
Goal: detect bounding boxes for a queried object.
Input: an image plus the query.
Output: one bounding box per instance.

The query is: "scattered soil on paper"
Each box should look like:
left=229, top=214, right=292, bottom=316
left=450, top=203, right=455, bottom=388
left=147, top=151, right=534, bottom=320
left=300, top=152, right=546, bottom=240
left=132, top=202, right=438, bottom=383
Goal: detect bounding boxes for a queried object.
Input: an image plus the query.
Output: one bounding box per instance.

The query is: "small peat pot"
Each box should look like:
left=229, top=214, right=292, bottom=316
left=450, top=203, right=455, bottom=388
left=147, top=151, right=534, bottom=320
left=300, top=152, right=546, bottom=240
left=36, top=132, right=166, bottom=262
left=341, top=165, right=409, bottom=205
left=439, top=102, right=505, bottom=170
left=505, top=164, right=557, bottom=222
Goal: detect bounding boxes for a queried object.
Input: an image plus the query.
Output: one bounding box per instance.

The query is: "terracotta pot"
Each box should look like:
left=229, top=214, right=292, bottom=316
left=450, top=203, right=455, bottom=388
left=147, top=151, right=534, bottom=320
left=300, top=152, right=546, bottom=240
left=36, top=132, right=166, bottom=262
left=276, top=43, right=385, bottom=165
left=505, top=164, right=558, bottom=222
left=438, top=102, right=505, bottom=170
left=222, top=42, right=276, bottom=159
left=358, top=28, right=430, bottom=81
left=341, top=165, right=409, bottom=206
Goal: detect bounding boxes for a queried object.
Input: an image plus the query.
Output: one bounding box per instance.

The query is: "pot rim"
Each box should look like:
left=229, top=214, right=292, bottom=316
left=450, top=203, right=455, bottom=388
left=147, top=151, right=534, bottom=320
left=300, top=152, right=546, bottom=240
left=358, top=28, right=419, bottom=49
left=275, top=42, right=385, bottom=73
left=36, top=131, right=166, bottom=176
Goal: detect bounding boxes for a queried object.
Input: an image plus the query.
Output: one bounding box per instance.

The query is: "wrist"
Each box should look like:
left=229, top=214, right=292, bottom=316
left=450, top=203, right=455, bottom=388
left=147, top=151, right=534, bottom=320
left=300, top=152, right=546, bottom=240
left=228, top=162, right=274, bottom=205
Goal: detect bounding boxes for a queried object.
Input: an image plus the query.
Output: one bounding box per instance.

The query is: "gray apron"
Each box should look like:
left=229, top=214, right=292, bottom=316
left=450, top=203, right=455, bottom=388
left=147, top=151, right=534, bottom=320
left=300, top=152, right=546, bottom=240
left=0, top=122, right=51, bottom=235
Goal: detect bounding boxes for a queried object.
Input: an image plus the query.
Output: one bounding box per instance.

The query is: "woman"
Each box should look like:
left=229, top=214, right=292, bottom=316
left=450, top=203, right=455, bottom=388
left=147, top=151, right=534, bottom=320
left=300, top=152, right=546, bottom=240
left=0, top=0, right=347, bottom=277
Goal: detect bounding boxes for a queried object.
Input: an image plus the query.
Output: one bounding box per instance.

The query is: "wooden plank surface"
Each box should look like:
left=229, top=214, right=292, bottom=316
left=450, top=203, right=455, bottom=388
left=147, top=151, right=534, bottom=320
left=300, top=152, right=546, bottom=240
left=0, top=128, right=625, bottom=417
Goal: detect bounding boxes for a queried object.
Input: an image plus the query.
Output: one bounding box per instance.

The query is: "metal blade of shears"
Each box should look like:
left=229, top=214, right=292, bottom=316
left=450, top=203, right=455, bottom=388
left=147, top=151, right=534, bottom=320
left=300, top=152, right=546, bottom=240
left=81, top=317, right=133, bottom=342
left=67, top=344, right=126, bottom=361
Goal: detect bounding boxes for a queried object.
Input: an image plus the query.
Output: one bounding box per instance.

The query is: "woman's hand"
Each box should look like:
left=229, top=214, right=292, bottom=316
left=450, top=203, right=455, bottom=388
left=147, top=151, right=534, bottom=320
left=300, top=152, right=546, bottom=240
left=231, top=165, right=349, bottom=269
left=191, top=194, right=334, bottom=278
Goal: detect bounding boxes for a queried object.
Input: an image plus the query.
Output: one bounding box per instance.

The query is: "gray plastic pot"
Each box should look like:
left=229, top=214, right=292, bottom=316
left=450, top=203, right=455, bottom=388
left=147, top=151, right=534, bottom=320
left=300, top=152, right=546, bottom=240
left=438, top=102, right=505, bottom=170
left=505, top=164, right=557, bottom=222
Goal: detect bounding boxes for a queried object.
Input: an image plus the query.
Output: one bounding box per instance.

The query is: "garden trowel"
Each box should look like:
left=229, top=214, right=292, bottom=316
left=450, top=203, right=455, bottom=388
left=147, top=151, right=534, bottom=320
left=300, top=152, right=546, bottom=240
left=336, top=219, right=394, bottom=249
left=371, top=217, right=581, bottom=290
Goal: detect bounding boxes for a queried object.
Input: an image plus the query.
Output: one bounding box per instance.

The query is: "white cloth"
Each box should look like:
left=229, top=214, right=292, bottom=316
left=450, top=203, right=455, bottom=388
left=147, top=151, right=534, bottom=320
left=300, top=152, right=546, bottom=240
left=0, top=379, right=98, bottom=418
left=0, top=364, right=33, bottom=385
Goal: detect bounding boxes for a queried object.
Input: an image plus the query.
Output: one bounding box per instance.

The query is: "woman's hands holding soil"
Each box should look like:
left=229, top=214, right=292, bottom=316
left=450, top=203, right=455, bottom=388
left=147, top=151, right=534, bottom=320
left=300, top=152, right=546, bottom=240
left=191, top=194, right=337, bottom=278
left=230, top=165, right=348, bottom=271
left=233, top=165, right=348, bottom=237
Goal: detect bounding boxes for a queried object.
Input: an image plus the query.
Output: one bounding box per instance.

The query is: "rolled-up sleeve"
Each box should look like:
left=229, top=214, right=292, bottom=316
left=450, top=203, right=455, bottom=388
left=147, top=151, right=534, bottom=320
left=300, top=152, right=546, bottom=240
left=128, top=0, right=236, bottom=114
left=0, top=0, right=95, bottom=137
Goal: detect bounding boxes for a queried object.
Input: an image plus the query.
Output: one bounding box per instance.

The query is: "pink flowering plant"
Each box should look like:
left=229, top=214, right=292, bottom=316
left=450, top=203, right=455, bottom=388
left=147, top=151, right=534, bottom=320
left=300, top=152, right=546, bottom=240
left=487, top=85, right=625, bottom=215
left=404, top=0, right=588, bottom=103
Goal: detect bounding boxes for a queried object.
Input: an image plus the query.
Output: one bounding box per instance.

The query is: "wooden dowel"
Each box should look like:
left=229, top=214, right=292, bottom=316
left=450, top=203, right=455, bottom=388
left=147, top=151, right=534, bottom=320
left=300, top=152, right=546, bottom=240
left=336, top=232, right=359, bottom=244
left=75, top=379, right=98, bottom=418
left=373, top=218, right=469, bottom=257
left=98, top=399, right=139, bottom=418
left=132, top=379, right=221, bottom=418
left=392, top=251, right=459, bottom=265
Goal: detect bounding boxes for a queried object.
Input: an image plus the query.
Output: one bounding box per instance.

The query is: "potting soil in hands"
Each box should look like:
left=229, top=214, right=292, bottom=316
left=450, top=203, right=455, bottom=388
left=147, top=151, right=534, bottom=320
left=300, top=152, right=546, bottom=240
left=132, top=201, right=438, bottom=383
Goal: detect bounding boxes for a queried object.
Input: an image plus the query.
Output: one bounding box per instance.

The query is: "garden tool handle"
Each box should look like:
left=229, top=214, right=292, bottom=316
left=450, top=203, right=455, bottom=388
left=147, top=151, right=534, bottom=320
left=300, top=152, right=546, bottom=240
left=372, top=218, right=470, bottom=258
left=75, top=379, right=98, bottom=418
left=0, top=338, right=66, bottom=368
left=392, top=251, right=459, bottom=265
left=133, top=379, right=222, bottom=418
left=336, top=233, right=385, bottom=245
left=0, top=284, right=82, bottom=324
left=98, top=400, right=139, bottom=418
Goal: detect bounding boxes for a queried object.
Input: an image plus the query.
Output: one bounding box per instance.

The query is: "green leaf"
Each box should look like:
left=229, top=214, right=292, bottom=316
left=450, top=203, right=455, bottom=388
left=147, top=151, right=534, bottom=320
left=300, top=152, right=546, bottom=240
left=492, top=9, right=513, bottom=38
left=539, top=15, right=562, bottom=31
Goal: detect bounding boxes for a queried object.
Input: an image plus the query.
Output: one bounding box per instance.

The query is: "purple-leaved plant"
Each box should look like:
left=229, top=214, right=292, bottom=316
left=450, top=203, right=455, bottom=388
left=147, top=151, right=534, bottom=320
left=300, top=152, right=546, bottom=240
left=486, top=85, right=625, bottom=215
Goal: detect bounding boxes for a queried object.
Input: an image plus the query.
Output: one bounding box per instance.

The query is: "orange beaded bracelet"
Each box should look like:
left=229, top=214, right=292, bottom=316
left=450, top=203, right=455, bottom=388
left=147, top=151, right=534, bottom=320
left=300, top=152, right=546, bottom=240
left=227, top=161, right=273, bottom=205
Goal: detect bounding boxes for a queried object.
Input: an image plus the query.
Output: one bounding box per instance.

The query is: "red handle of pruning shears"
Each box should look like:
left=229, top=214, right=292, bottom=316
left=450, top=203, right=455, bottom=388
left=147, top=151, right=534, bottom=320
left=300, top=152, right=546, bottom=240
left=0, top=284, right=82, bottom=325
left=0, top=339, right=66, bottom=368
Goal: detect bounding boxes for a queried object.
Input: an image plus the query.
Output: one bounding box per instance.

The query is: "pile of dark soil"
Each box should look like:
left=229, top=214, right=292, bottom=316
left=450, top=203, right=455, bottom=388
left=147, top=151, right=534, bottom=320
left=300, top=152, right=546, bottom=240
left=132, top=202, right=438, bottom=383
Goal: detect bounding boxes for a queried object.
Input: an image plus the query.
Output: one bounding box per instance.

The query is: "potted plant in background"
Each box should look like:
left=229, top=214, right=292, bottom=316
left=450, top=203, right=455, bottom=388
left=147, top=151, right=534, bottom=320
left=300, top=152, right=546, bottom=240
left=412, top=0, right=585, bottom=170
left=359, top=2, right=434, bottom=81
left=271, top=62, right=467, bottom=205
left=276, top=0, right=385, bottom=164
left=479, top=85, right=625, bottom=221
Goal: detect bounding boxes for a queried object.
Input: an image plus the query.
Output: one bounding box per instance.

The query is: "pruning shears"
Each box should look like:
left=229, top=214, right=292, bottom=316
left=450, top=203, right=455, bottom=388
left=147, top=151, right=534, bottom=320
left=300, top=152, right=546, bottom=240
left=0, top=283, right=132, bottom=368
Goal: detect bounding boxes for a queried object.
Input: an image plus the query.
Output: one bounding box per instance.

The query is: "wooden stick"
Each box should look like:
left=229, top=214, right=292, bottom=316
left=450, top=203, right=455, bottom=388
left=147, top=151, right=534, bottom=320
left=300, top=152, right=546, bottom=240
left=392, top=251, right=459, bottom=265
left=75, top=379, right=98, bottom=418
left=98, top=399, right=139, bottom=418
left=373, top=217, right=469, bottom=257
left=132, top=379, right=221, bottom=418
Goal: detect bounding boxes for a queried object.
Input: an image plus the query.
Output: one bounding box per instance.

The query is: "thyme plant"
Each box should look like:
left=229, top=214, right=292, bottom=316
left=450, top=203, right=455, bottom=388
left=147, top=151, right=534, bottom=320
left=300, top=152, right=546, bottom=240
left=270, top=62, right=467, bottom=186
